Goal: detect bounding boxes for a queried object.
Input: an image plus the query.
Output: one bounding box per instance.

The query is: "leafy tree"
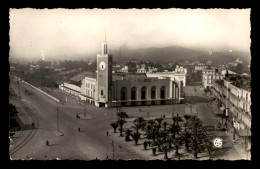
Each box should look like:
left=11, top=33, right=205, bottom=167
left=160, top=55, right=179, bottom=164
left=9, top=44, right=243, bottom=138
left=110, top=122, right=118, bottom=133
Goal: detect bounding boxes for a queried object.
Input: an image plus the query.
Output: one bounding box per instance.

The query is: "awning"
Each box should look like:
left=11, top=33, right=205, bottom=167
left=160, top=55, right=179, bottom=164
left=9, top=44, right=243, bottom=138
left=236, top=129, right=251, bottom=137
left=220, top=106, right=226, bottom=111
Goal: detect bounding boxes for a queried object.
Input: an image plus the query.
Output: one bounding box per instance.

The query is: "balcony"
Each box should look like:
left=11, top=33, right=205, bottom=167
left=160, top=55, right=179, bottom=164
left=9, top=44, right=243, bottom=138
left=239, top=96, right=251, bottom=104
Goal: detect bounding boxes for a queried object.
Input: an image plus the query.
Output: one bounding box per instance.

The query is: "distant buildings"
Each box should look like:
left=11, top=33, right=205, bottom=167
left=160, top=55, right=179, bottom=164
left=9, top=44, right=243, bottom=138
left=136, top=67, right=147, bottom=73
left=59, top=39, right=181, bottom=108
left=117, top=66, right=129, bottom=73
left=147, top=67, right=158, bottom=73
left=29, top=64, right=40, bottom=70
left=202, top=68, right=224, bottom=88
left=235, top=58, right=243, bottom=64
left=228, top=62, right=239, bottom=67
left=194, top=63, right=208, bottom=72
left=146, top=65, right=187, bottom=87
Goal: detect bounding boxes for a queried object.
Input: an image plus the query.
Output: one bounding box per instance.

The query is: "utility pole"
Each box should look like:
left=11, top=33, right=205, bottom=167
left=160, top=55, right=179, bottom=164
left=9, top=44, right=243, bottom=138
left=57, top=107, right=59, bottom=131
left=84, top=104, right=86, bottom=117
left=172, top=102, right=174, bottom=118
left=112, top=141, right=114, bottom=160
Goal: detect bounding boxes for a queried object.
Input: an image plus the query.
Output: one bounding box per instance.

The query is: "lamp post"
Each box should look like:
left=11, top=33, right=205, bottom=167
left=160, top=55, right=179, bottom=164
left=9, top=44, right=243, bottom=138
left=112, top=141, right=114, bottom=160
left=57, top=107, right=59, bottom=131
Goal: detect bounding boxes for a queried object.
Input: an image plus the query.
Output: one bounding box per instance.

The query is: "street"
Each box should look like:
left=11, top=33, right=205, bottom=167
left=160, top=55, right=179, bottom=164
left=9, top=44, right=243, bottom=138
left=9, top=78, right=248, bottom=160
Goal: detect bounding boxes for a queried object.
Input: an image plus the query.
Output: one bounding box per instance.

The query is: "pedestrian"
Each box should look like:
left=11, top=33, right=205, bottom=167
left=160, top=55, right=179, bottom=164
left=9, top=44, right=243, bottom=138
left=46, top=140, right=49, bottom=146
left=107, top=131, right=109, bottom=136
left=76, top=115, right=78, bottom=119
left=218, top=122, right=221, bottom=128
left=78, top=128, right=80, bottom=132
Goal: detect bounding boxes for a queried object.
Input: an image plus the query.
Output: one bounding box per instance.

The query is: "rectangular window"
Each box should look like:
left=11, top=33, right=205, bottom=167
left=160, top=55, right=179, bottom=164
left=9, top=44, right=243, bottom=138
left=101, top=90, right=104, bottom=96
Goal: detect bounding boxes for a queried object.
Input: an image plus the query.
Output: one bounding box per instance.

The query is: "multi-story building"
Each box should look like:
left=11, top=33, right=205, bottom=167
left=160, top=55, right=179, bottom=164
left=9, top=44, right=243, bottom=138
left=117, top=66, right=128, bottom=73
left=146, top=65, right=187, bottom=87
left=194, top=63, right=208, bottom=72
left=212, top=74, right=251, bottom=150
left=202, top=68, right=224, bottom=88
left=60, top=39, right=181, bottom=108
left=136, top=67, right=147, bottom=73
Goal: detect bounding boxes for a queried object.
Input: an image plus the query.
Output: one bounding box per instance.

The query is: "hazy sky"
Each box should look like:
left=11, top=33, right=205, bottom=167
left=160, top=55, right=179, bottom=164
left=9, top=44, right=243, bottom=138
left=9, top=8, right=251, bottom=60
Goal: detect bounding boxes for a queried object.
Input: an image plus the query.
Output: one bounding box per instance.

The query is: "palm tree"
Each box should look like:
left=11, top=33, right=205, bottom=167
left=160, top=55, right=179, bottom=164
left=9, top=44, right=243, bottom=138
left=172, top=137, right=183, bottom=156
left=110, top=122, right=118, bottom=133
left=172, top=114, right=183, bottom=126
left=144, top=124, right=153, bottom=139
left=187, top=116, right=208, bottom=158
left=145, top=120, right=160, bottom=146
left=181, top=114, right=195, bottom=152
left=124, top=129, right=132, bottom=141
left=162, top=121, right=168, bottom=132
left=133, top=116, right=146, bottom=133
left=168, top=123, right=181, bottom=139
left=117, top=118, right=126, bottom=137
left=154, top=131, right=165, bottom=152
left=161, top=142, right=171, bottom=160
left=116, top=111, right=128, bottom=119
left=155, top=117, right=163, bottom=127
left=116, top=112, right=128, bottom=137
left=131, top=132, right=141, bottom=145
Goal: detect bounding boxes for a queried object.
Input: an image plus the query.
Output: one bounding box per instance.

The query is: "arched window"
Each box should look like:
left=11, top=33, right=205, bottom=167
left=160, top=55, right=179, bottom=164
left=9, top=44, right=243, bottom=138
left=121, top=87, right=127, bottom=100
left=131, top=87, right=137, bottom=100
left=151, top=86, right=156, bottom=99
left=160, top=86, right=166, bottom=99
left=141, top=86, right=147, bottom=100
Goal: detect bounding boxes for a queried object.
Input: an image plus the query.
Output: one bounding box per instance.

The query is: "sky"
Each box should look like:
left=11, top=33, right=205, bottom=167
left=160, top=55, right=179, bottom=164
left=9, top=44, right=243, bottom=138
left=9, top=8, right=251, bottom=61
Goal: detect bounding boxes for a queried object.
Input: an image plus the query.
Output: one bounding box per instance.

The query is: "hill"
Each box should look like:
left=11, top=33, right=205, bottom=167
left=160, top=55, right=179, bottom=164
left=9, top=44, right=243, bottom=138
left=82, top=46, right=251, bottom=68
left=109, top=46, right=207, bottom=64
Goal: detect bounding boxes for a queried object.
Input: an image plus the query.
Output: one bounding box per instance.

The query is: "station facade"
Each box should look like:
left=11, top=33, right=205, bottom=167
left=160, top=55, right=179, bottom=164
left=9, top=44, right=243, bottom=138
left=64, top=40, right=181, bottom=108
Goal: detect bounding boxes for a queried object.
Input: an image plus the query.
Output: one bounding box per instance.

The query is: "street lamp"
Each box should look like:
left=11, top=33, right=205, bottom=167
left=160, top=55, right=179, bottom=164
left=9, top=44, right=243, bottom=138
left=57, top=107, right=59, bottom=131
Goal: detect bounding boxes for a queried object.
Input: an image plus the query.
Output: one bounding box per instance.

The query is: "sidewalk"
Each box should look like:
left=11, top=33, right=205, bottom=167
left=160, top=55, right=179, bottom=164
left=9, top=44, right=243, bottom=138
left=225, top=121, right=250, bottom=160
left=209, top=101, right=250, bottom=160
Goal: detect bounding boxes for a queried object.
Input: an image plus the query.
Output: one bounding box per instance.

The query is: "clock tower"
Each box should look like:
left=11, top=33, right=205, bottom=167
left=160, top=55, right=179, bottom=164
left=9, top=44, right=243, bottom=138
left=96, top=37, right=113, bottom=107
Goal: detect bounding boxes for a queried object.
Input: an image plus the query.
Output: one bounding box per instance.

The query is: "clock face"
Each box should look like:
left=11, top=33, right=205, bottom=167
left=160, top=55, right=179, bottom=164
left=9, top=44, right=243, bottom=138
left=99, top=61, right=106, bottom=70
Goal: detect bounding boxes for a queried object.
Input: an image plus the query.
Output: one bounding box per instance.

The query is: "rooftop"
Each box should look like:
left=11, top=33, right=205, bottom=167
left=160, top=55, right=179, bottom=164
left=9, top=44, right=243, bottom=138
left=224, top=74, right=251, bottom=91
left=70, top=71, right=97, bottom=82
left=215, top=79, right=224, bottom=87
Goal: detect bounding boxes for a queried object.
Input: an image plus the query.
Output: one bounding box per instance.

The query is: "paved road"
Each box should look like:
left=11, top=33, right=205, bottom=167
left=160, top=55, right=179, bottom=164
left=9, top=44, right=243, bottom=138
left=9, top=77, right=143, bottom=160
left=9, top=78, right=248, bottom=160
